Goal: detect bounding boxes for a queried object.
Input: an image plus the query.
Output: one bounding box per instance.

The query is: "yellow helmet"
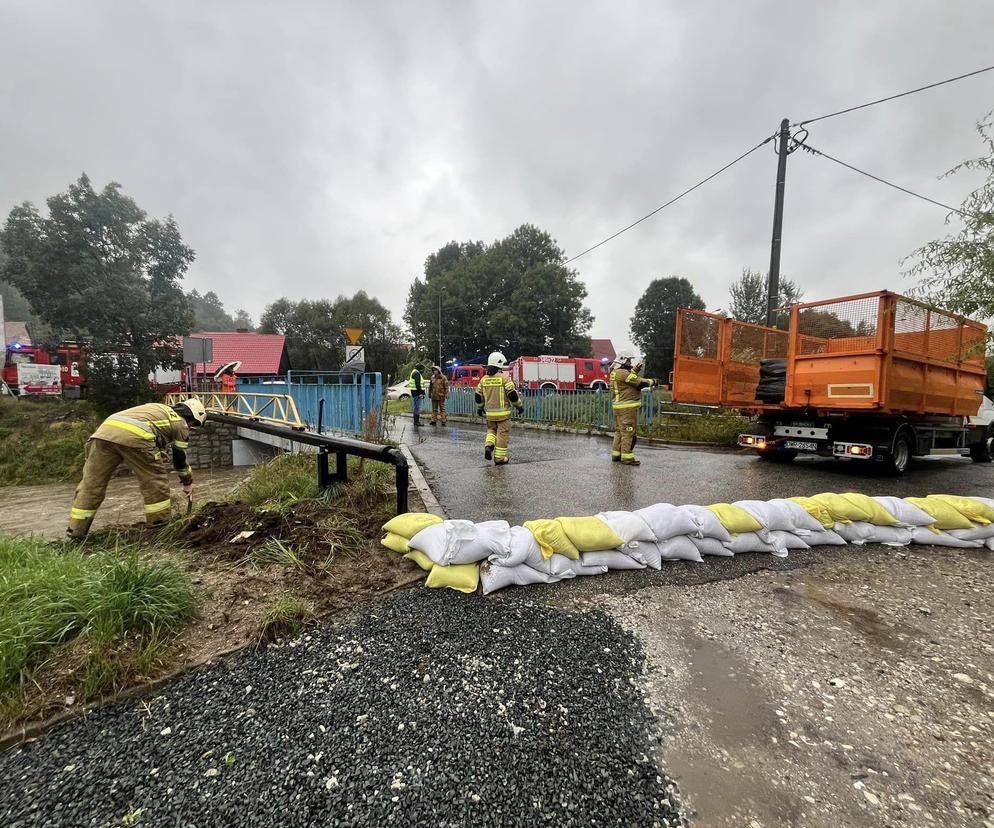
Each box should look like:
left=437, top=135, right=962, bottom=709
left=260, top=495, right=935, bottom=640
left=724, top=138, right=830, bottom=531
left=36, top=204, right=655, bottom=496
left=175, top=396, right=207, bottom=426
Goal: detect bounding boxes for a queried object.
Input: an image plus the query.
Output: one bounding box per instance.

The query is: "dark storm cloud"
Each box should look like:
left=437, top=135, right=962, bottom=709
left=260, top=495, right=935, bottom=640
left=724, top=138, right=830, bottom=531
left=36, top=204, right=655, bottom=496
left=1, top=0, right=992, bottom=350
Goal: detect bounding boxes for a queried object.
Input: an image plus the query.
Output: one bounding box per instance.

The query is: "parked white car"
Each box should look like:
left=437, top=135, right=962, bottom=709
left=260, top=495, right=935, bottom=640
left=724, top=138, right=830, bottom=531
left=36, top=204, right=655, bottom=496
left=386, top=380, right=411, bottom=401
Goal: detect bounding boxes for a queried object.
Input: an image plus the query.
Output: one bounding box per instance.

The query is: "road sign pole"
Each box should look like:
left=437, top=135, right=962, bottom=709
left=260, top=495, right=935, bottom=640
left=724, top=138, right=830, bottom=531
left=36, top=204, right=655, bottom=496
left=766, top=117, right=791, bottom=327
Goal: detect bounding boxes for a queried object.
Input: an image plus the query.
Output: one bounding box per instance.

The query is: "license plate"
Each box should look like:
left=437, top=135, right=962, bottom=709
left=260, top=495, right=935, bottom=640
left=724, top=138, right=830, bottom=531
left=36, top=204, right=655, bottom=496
left=785, top=440, right=818, bottom=451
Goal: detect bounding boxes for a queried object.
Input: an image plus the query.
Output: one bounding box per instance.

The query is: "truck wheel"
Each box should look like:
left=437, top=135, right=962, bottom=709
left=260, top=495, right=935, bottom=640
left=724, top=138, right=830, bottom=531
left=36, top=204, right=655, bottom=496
left=885, top=431, right=913, bottom=475
left=590, top=381, right=607, bottom=391
left=969, top=425, right=994, bottom=463
left=758, top=448, right=796, bottom=463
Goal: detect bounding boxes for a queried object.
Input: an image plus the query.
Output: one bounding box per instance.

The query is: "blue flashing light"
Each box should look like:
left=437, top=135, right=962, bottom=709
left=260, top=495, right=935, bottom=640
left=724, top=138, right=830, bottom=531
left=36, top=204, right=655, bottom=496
left=10, top=342, right=21, bottom=350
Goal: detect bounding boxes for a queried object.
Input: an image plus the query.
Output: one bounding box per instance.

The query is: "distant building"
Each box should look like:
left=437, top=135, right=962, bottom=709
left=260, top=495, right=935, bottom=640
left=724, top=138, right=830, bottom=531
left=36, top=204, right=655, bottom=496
left=4, top=321, right=31, bottom=349
left=182, top=331, right=290, bottom=379
left=590, top=338, right=616, bottom=364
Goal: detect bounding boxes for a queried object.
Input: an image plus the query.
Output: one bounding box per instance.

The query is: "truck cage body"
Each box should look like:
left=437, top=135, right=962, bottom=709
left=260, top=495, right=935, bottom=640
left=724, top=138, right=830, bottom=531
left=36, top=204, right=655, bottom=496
left=672, top=291, right=988, bottom=418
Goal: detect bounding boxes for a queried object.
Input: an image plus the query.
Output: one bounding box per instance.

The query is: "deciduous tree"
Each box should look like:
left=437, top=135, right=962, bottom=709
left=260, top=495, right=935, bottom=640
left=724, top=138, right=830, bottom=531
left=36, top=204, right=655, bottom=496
left=728, top=268, right=803, bottom=325
left=630, top=277, right=705, bottom=379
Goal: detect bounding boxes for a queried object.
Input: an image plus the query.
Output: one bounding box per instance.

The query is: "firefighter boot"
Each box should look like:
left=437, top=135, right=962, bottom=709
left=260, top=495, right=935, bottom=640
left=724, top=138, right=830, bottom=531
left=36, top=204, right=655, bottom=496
left=620, top=456, right=641, bottom=466
left=485, top=444, right=494, bottom=461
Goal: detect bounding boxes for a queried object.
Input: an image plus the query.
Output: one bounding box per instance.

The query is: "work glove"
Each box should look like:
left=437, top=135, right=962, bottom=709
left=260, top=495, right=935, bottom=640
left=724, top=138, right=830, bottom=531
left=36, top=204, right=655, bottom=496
left=515, top=405, right=525, bottom=414
left=182, top=483, right=193, bottom=496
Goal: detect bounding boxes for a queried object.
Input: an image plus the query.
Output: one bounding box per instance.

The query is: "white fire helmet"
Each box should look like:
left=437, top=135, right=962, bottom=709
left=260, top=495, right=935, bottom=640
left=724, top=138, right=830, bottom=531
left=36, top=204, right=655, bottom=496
left=613, top=352, right=636, bottom=366
left=487, top=351, right=508, bottom=368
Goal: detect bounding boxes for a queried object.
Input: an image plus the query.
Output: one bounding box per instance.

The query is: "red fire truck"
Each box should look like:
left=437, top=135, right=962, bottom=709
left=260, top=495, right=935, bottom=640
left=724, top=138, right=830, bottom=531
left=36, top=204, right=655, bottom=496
left=507, top=355, right=612, bottom=391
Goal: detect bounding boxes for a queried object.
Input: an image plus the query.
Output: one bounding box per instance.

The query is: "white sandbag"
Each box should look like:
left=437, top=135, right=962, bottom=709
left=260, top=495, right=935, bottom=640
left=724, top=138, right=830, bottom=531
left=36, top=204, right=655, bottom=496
left=987, top=536, right=994, bottom=550
left=409, top=519, right=511, bottom=565
left=872, top=496, right=935, bottom=527
left=680, top=505, right=733, bottom=543
left=948, top=524, right=994, bottom=541
left=769, top=499, right=826, bottom=533
left=911, top=527, right=983, bottom=548
left=768, top=530, right=810, bottom=550
left=835, top=522, right=912, bottom=546
left=734, top=500, right=795, bottom=532
left=691, top=536, right=734, bottom=557
left=494, top=525, right=541, bottom=567
left=724, top=532, right=779, bottom=554
left=626, top=541, right=662, bottom=569
left=581, top=550, right=647, bottom=570
left=595, top=511, right=657, bottom=544
left=525, top=547, right=607, bottom=578
left=802, top=528, right=847, bottom=546
left=642, top=537, right=704, bottom=563
left=634, top=503, right=702, bottom=541
left=479, top=562, right=558, bottom=595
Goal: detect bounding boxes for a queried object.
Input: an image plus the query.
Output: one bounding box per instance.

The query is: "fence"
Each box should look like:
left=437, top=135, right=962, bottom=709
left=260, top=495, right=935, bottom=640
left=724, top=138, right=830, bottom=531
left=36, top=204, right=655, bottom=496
left=239, top=372, right=383, bottom=436
left=438, top=386, right=722, bottom=431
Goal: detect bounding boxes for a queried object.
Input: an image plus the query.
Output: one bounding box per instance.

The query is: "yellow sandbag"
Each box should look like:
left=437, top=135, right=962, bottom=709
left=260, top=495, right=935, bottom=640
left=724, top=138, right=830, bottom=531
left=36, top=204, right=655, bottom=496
left=403, top=550, right=434, bottom=571
left=810, top=492, right=871, bottom=524
left=788, top=496, right=834, bottom=529
left=555, top=516, right=625, bottom=553
left=840, top=493, right=898, bottom=526
left=705, top=503, right=763, bottom=534
left=523, top=519, right=581, bottom=560
left=381, top=532, right=410, bottom=554
left=382, top=512, right=443, bottom=539
left=425, top=562, right=479, bottom=593
left=906, top=497, right=977, bottom=530
left=929, top=494, right=994, bottom=526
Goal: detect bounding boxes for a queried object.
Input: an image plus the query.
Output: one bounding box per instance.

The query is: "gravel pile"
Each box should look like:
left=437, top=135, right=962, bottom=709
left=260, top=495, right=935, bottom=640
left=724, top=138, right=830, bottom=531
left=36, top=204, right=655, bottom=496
left=1, top=589, right=685, bottom=827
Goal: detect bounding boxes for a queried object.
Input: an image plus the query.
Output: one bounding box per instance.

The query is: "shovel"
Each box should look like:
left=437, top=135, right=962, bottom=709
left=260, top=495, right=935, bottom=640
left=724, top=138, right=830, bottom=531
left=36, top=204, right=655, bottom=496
left=186, top=492, right=194, bottom=516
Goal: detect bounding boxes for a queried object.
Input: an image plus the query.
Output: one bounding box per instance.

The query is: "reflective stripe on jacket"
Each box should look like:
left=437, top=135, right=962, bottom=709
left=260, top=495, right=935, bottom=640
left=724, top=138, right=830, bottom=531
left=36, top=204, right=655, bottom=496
left=610, top=367, right=653, bottom=410
left=91, top=403, right=190, bottom=451
left=475, top=375, right=517, bottom=418
left=408, top=370, right=424, bottom=394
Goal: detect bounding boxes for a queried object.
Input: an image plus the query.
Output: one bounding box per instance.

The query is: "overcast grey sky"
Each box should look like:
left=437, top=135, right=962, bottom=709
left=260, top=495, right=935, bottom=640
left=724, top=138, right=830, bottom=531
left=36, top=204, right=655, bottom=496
left=1, top=1, right=992, bottom=352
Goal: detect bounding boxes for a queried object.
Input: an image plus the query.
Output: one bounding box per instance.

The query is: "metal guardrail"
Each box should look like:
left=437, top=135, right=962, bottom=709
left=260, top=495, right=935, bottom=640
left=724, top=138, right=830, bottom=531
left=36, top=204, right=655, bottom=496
left=209, top=413, right=409, bottom=515
left=166, top=392, right=304, bottom=428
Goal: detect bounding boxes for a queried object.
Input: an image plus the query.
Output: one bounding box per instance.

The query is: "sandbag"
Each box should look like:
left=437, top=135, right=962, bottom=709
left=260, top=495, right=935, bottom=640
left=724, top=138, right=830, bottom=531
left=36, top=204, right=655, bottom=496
left=811, top=493, right=873, bottom=524
left=768, top=530, right=809, bottom=553
left=929, top=494, right=994, bottom=525
left=837, top=493, right=899, bottom=526
left=679, top=505, right=733, bottom=542
left=634, top=503, right=702, bottom=540
left=724, top=532, right=779, bottom=554
left=734, top=500, right=796, bottom=532
left=581, top=550, right=647, bottom=570
left=493, top=525, right=541, bottom=567
left=625, top=541, right=662, bottom=570
left=409, top=519, right=512, bottom=566
left=595, top=511, right=657, bottom=544
left=382, top=512, right=443, bottom=539
left=479, top=562, right=557, bottom=595
left=987, top=537, right=994, bottom=551
left=834, top=522, right=912, bottom=546
left=404, top=550, right=435, bottom=571
left=381, top=532, right=410, bottom=554
left=706, top=503, right=764, bottom=534
left=803, top=528, right=847, bottom=546
left=556, top=516, right=625, bottom=552
left=642, top=537, right=704, bottom=563
left=768, top=499, right=826, bottom=533
left=788, top=496, right=835, bottom=529
left=523, top=519, right=581, bottom=561
left=905, top=497, right=975, bottom=530
left=872, top=496, right=935, bottom=527
left=525, top=547, right=606, bottom=577
left=947, top=524, right=994, bottom=541
left=692, top=537, right=735, bottom=557
left=910, top=527, right=983, bottom=548
left=425, top=563, right=480, bottom=593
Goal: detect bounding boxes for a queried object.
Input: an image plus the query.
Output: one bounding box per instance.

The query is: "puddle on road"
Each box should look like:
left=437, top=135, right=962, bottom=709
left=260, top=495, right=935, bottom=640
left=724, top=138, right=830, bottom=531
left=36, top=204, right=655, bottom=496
left=773, top=582, right=921, bottom=652
left=665, top=631, right=800, bottom=827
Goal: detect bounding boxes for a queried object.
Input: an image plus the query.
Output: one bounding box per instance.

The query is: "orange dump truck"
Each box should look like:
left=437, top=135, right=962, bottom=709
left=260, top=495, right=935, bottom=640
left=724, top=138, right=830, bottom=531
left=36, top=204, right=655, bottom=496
left=672, top=290, right=993, bottom=474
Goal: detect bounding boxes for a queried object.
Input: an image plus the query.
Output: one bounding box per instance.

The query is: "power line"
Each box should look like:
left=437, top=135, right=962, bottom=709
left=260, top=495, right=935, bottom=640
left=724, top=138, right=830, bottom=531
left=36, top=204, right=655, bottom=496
left=563, top=133, right=777, bottom=265
left=799, top=141, right=972, bottom=217
left=795, top=64, right=994, bottom=127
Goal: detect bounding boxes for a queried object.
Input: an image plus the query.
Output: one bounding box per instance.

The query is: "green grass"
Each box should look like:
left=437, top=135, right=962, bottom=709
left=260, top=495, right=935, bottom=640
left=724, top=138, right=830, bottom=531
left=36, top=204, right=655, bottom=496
left=384, top=398, right=410, bottom=416
left=0, top=398, right=98, bottom=486
left=0, top=535, right=197, bottom=692
left=250, top=538, right=307, bottom=570
left=258, top=593, right=314, bottom=642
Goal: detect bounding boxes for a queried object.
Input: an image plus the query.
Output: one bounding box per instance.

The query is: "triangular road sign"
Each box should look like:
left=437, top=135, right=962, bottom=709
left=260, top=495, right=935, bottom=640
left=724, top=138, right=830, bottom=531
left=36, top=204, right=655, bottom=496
left=345, top=327, right=364, bottom=345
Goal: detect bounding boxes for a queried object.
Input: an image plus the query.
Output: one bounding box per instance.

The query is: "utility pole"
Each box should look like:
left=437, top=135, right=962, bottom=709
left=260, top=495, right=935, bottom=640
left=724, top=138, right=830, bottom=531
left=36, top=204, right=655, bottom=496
left=766, top=117, right=791, bottom=327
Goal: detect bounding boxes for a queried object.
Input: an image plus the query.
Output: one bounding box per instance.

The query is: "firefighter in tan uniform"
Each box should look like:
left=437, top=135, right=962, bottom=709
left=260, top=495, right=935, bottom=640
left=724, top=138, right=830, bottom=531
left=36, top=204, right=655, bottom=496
left=428, top=366, right=449, bottom=426
left=474, top=351, right=523, bottom=465
left=67, top=398, right=208, bottom=538
left=610, top=353, right=655, bottom=465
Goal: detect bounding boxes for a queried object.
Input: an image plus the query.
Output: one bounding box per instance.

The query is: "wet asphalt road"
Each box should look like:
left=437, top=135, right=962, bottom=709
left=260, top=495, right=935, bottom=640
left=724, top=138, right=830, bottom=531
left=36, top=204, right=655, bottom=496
left=397, top=419, right=994, bottom=524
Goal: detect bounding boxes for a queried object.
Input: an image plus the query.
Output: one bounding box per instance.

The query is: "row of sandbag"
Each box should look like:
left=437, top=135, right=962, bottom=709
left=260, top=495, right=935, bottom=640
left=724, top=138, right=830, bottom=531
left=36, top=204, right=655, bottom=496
left=379, top=493, right=994, bottom=595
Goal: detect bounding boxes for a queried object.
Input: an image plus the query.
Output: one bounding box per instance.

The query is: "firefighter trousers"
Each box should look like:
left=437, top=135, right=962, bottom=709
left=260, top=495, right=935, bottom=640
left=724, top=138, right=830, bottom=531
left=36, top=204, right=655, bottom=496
left=612, top=407, right=638, bottom=460
left=484, top=417, right=512, bottom=461
left=68, top=438, right=173, bottom=538
left=430, top=399, right=447, bottom=423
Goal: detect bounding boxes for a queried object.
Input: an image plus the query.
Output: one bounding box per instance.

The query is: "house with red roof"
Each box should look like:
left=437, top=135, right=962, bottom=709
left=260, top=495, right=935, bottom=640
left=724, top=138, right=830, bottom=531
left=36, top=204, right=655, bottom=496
left=183, top=331, right=290, bottom=379
left=590, top=338, right=616, bottom=364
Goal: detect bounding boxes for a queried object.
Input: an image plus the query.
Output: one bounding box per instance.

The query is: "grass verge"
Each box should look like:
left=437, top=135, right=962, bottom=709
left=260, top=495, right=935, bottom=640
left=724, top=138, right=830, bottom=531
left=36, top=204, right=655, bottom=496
left=258, top=593, right=315, bottom=643
left=0, top=398, right=98, bottom=486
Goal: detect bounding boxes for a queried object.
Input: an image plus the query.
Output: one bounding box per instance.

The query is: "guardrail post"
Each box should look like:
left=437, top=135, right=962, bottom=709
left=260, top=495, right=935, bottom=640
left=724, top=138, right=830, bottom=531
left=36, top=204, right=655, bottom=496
left=395, top=462, right=409, bottom=514
left=317, top=447, right=332, bottom=489
left=334, top=450, right=348, bottom=483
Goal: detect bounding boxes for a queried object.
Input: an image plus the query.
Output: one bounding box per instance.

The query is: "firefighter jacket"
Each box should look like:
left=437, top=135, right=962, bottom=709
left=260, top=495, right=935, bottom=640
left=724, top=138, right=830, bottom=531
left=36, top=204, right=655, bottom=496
left=429, top=374, right=449, bottom=400
left=610, top=366, right=654, bottom=410
left=408, top=369, right=425, bottom=397
left=475, top=374, right=521, bottom=419
left=90, top=403, right=193, bottom=484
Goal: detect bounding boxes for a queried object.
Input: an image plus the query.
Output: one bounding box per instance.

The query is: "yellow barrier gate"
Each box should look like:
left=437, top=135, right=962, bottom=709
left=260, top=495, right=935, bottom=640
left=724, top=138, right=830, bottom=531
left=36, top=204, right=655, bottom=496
left=165, top=392, right=305, bottom=429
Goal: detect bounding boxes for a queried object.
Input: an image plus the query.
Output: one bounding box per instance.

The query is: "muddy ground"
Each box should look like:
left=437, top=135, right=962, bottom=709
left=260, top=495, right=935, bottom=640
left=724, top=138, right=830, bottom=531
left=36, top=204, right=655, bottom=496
left=586, top=546, right=994, bottom=828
